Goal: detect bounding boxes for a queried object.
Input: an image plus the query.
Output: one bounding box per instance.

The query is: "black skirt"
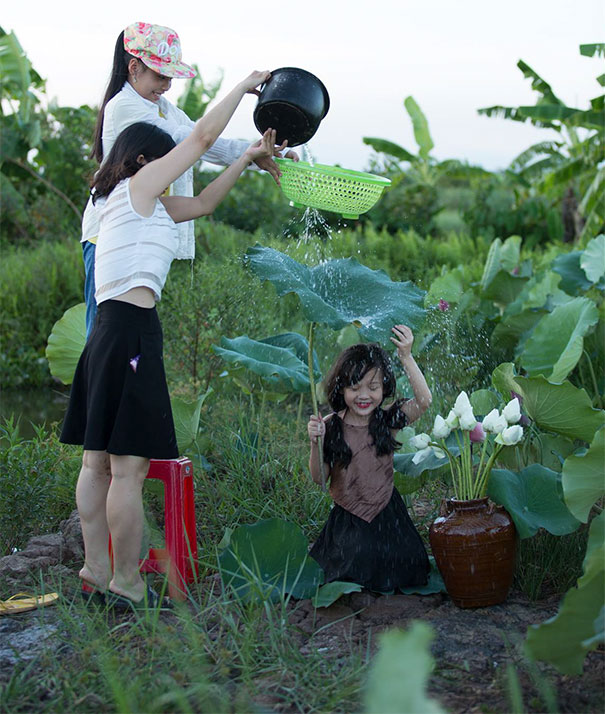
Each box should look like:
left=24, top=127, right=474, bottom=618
left=60, top=300, right=178, bottom=459
left=309, top=488, right=429, bottom=593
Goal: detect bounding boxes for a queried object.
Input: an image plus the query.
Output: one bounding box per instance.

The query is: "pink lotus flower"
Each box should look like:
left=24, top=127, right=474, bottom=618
left=438, top=299, right=450, bottom=312
left=469, top=421, right=486, bottom=443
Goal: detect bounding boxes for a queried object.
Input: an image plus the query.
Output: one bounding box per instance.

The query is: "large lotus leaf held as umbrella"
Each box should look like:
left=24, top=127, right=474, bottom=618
left=45, top=303, right=86, bottom=385
left=244, top=245, right=426, bottom=343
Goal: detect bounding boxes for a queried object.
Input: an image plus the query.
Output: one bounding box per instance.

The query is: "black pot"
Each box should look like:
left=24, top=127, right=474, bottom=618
left=253, top=67, right=330, bottom=147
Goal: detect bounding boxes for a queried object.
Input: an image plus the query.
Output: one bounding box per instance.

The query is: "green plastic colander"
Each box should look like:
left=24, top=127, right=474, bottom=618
left=275, top=158, right=391, bottom=219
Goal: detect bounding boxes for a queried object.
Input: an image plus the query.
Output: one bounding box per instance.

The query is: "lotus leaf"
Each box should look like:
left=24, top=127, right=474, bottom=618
left=525, top=511, right=605, bottom=674
left=470, top=389, right=501, bottom=415
left=364, top=623, right=444, bottom=714
left=488, top=465, right=580, bottom=539
left=480, top=236, right=522, bottom=293
left=218, top=518, right=323, bottom=602
left=213, top=334, right=319, bottom=394
left=171, top=389, right=211, bottom=452
left=552, top=251, right=594, bottom=294
left=245, top=244, right=426, bottom=343
left=491, top=309, right=547, bottom=352
left=45, top=303, right=86, bottom=385
left=482, top=270, right=530, bottom=306
left=492, top=364, right=605, bottom=443
left=520, top=297, right=599, bottom=382
left=311, top=581, right=362, bottom=608
left=580, top=234, right=605, bottom=285
left=424, top=268, right=465, bottom=306
left=401, top=558, right=446, bottom=595
left=393, top=451, right=449, bottom=478
left=562, top=427, right=605, bottom=522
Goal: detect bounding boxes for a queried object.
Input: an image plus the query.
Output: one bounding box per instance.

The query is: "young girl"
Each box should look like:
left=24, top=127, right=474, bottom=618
left=60, top=69, right=278, bottom=609
left=81, top=21, right=297, bottom=336
left=307, top=324, right=432, bottom=593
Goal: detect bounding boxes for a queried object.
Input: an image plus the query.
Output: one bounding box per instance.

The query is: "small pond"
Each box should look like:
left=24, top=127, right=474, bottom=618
left=1, top=387, right=70, bottom=439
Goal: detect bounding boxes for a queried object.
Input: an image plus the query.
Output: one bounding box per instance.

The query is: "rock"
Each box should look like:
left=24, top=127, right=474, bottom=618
left=60, top=510, right=84, bottom=563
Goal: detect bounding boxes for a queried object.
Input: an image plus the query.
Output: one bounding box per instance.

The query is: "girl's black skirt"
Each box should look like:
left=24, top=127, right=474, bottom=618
left=60, top=299, right=178, bottom=459
left=309, top=488, right=429, bottom=593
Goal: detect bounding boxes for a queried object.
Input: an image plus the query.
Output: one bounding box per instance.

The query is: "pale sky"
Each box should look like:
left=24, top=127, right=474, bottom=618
left=3, top=0, right=604, bottom=171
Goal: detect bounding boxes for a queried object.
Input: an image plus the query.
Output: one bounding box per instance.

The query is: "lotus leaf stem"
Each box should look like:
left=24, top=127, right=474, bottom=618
left=308, top=322, right=326, bottom=490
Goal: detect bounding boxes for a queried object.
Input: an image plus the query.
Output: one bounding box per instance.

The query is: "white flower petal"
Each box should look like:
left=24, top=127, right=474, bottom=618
left=432, top=415, right=451, bottom=439
left=412, top=447, right=433, bottom=464
left=453, top=391, right=473, bottom=418
left=445, top=409, right=459, bottom=428
left=503, top=398, right=522, bottom=424
left=410, top=433, right=431, bottom=450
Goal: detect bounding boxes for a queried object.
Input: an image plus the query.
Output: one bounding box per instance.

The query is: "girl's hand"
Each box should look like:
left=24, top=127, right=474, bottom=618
left=391, top=324, right=414, bottom=361
left=242, top=70, right=271, bottom=96
left=245, top=129, right=278, bottom=163
left=308, top=413, right=325, bottom=444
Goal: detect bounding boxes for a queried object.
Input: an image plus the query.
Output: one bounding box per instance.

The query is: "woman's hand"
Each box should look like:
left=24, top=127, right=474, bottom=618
left=391, top=324, right=414, bottom=362
left=245, top=129, right=279, bottom=163
left=308, top=413, right=325, bottom=444
left=241, top=70, right=271, bottom=96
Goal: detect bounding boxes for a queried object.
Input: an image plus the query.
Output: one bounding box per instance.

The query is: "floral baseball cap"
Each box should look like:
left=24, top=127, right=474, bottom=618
left=123, top=22, right=196, bottom=79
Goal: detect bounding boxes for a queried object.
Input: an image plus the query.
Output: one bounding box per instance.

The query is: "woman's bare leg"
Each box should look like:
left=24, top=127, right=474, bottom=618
left=76, top=450, right=112, bottom=590
left=107, top=454, right=149, bottom=601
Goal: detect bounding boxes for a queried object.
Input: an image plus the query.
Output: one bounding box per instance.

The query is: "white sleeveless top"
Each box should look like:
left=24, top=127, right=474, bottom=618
left=94, top=178, right=178, bottom=304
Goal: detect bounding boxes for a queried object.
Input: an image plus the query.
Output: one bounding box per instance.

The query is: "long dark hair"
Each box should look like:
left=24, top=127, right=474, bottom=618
left=322, top=343, right=407, bottom=469
left=90, top=31, right=142, bottom=163
left=91, top=122, right=175, bottom=202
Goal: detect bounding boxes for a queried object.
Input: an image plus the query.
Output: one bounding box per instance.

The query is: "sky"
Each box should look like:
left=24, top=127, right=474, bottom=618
left=3, top=0, right=603, bottom=172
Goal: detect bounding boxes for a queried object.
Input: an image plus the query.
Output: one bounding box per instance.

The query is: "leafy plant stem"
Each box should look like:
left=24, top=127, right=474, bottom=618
left=307, top=322, right=326, bottom=490
left=582, top=349, right=603, bottom=409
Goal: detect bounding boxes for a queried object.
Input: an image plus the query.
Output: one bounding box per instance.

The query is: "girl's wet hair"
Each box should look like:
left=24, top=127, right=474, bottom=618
left=90, top=31, right=146, bottom=163
left=322, top=343, right=406, bottom=469
left=91, top=122, right=176, bottom=201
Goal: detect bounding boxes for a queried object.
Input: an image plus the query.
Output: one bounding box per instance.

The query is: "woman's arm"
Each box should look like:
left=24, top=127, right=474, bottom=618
left=390, top=324, right=432, bottom=424
left=130, top=71, right=270, bottom=209
left=161, top=129, right=279, bottom=222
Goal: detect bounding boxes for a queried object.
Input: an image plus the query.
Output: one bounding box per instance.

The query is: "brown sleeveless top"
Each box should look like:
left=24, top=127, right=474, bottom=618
left=328, top=421, right=395, bottom=523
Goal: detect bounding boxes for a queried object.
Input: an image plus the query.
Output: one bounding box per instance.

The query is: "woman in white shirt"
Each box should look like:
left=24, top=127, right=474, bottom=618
left=82, top=22, right=297, bottom=335
left=62, top=67, right=278, bottom=611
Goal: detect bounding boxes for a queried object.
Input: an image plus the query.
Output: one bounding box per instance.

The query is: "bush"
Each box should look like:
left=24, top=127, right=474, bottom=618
left=0, top=418, right=81, bottom=555
left=0, top=239, right=84, bottom=388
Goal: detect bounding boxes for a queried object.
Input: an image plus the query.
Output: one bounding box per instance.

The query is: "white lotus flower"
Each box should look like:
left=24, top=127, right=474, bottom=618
left=453, top=391, right=473, bottom=418
left=495, top=424, right=524, bottom=446
left=431, top=446, right=446, bottom=459
left=459, top=410, right=477, bottom=431
left=502, top=398, right=522, bottom=424
left=432, top=415, right=451, bottom=439
left=482, top=409, right=508, bottom=434
left=412, top=447, right=433, bottom=465
left=410, top=433, right=431, bottom=450
left=445, top=409, right=459, bottom=429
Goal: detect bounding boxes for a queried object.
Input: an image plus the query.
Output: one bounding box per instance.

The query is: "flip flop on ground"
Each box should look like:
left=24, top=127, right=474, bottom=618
left=0, top=592, right=59, bottom=616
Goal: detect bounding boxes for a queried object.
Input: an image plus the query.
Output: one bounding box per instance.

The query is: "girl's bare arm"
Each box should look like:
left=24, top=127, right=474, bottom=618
left=390, top=324, right=432, bottom=424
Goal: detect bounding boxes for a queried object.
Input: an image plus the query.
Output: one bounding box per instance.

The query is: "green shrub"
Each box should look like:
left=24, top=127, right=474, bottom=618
left=0, top=239, right=84, bottom=388
left=0, top=418, right=81, bottom=555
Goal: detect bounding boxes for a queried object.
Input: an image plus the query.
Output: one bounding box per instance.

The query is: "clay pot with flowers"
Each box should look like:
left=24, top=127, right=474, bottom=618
left=411, top=392, right=524, bottom=608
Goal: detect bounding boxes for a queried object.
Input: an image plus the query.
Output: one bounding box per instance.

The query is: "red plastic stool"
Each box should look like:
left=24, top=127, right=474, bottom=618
left=109, top=457, right=198, bottom=601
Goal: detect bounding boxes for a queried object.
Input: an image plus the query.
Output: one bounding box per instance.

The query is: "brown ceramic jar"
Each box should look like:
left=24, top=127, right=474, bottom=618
left=429, top=497, right=517, bottom=608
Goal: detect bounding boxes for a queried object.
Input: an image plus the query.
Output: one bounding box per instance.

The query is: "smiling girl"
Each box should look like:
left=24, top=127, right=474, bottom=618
left=307, top=325, right=432, bottom=592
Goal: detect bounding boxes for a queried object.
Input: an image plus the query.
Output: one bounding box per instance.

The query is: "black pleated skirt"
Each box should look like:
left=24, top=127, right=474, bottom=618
left=60, top=299, right=178, bottom=459
left=309, top=488, right=429, bottom=593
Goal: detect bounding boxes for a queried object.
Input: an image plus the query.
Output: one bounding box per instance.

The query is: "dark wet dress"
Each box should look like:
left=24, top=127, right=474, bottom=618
left=309, top=419, right=429, bottom=593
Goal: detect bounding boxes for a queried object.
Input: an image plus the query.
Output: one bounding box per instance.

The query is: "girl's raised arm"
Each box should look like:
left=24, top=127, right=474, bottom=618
left=130, top=71, right=270, bottom=211
left=391, top=324, right=432, bottom=424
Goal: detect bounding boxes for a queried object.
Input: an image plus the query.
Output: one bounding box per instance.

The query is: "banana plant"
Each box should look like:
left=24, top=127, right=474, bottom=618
left=478, top=44, right=605, bottom=241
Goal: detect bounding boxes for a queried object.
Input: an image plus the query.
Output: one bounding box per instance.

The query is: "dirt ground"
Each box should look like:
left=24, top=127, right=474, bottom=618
left=1, top=516, right=603, bottom=713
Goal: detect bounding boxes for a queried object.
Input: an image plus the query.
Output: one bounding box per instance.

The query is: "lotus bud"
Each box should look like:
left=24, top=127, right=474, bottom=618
left=482, top=409, right=507, bottom=434
left=459, top=410, right=477, bottom=430
left=495, top=424, right=524, bottom=446
left=431, top=446, right=446, bottom=459
left=432, top=415, right=451, bottom=439
left=412, top=447, right=433, bottom=465
left=410, top=433, right=431, bottom=450
left=453, top=391, right=473, bottom=418
left=438, top=299, right=450, bottom=312
left=445, top=409, right=459, bottom=428
left=503, top=397, right=522, bottom=424
left=469, top=421, right=486, bottom=443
